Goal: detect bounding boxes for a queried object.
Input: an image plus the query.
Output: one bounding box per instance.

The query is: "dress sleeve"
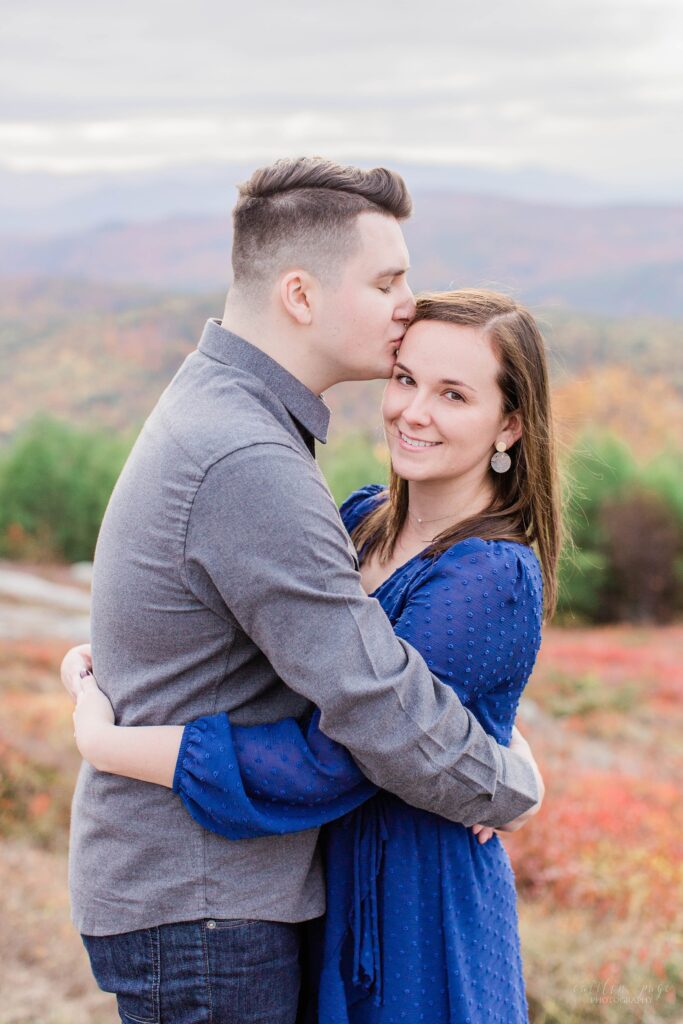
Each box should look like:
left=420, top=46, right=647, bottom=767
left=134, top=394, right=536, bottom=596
left=339, top=483, right=387, bottom=534
left=172, top=707, right=377, bottom=840
left=392, top=540, right=543, bottom=742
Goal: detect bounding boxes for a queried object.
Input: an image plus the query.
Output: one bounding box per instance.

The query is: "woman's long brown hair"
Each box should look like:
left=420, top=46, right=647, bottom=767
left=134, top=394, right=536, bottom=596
left=351, top=289, right=562, bottom=619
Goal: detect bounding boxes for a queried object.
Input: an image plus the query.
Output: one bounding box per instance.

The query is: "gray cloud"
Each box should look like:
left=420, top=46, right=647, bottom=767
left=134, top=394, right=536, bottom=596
left=2, top=0, right=682, bottom=191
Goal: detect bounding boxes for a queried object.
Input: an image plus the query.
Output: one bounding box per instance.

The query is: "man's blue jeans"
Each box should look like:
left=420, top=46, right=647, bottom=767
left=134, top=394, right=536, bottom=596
left=82, top=918, right=302, bottom=1024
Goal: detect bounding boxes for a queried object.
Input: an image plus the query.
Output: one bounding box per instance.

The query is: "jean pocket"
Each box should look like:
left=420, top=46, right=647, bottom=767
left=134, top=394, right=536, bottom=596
left=208, top=917, right=262, bottom=931
left=82, top=928, right=160, bottom=1024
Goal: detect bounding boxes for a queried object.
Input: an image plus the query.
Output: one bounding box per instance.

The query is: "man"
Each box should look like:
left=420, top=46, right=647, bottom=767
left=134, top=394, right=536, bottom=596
left=63, top=157, right=543, bottom=1023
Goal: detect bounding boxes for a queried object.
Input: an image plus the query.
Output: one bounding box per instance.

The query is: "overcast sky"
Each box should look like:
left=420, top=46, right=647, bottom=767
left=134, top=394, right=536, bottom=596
left=2, top=0, right=682, bottom=195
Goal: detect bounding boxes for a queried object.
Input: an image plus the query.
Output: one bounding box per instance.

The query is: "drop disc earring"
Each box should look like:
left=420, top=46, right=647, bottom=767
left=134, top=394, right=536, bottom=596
left=490, top=441, right=511, bottom=474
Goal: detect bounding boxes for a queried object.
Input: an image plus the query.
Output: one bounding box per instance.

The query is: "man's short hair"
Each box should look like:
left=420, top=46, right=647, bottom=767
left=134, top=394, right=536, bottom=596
left=231, top=157, right=412, bottom=294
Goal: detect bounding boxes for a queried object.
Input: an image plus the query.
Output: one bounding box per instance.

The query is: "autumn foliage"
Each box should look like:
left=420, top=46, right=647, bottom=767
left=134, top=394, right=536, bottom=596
left=2, top=625, right=682, bottom=1022
left=498, top=625, right=683, bottom=1021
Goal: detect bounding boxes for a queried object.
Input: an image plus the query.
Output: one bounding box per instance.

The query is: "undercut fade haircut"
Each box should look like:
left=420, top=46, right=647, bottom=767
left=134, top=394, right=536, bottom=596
left=231, top=157, right=412, bottom=295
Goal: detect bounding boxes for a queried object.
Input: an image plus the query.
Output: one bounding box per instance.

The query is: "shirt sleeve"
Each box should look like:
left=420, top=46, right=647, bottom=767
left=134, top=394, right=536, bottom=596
left=172, top=707, right=376, bottom=839
left=184, top=442, right=539, bottom=828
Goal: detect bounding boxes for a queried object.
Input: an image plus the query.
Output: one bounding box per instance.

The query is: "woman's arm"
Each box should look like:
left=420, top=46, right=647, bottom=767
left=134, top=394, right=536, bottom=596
left=72, top=674, right=182, bottom=787
left=64, top=649, right=373, bottom=805
left=65, top=657, right=377, bottom=838
left=62, top=643, right=501, bottom=842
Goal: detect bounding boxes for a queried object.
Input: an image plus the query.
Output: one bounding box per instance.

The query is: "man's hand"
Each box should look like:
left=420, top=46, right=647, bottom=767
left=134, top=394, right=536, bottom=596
left=61, top=643, right=93, bottom=701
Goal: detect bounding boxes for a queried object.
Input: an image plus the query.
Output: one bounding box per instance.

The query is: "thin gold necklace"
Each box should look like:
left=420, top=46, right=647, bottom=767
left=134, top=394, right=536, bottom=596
left=407, top=508, right=457, bottom=526
left=405, top=509, right=458, bottom=545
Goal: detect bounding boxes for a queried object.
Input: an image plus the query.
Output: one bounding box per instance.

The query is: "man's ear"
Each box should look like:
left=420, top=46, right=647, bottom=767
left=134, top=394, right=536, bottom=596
left=280, top=270, right=314, bottom=325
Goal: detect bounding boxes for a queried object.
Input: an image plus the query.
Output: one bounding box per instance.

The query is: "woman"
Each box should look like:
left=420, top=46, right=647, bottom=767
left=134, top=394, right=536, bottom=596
left=66, top=288, right=560, bottom=1023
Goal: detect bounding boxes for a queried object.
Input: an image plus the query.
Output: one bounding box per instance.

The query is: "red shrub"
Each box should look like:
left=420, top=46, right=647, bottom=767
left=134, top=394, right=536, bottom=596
left=507, top=770, right=683, bottom=925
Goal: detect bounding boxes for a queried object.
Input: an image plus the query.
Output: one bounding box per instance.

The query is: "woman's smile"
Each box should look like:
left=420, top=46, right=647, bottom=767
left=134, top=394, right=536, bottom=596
left=396, top=429, right=442, bottom=450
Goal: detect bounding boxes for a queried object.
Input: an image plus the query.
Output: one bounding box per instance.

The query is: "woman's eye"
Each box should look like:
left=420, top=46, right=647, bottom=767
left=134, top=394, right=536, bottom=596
left=445, top=390, right=464, bottom=402
left=379, top=285, right=392, bottom=294
left=395, top=374, right=415, bottom=386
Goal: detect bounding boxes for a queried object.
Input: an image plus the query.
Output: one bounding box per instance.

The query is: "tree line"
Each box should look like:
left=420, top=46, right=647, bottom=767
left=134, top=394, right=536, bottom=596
left=1, top=417, right=681, bottom=624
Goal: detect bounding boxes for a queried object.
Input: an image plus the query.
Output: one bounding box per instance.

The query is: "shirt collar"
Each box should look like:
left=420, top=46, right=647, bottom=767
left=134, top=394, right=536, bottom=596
left=198, top=319, right=330, bottom=444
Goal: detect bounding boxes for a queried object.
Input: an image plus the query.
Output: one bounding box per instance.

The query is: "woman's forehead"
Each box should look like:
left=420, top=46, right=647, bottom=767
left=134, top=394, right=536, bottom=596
left=400, top=320, right=501, bottom=384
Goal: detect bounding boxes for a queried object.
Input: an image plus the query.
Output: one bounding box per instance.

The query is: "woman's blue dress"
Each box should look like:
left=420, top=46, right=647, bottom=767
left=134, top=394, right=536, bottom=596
left=173, top=485, right=544, bottom=1023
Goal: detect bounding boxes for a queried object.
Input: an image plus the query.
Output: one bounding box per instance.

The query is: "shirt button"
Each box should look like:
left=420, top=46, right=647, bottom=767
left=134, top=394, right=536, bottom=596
left=206, top=920, right=217, bottom=929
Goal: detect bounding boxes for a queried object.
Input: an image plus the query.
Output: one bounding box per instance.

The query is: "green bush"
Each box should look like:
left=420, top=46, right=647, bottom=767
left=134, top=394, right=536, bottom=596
left=558, top=432, right=683, bottom=623
left=0, top=416, right=133, bottom=562
left=318, top=432, right=389, bottom=507
left=562, top=433, right=637, bottom=548
left=557, top=547, right=609, bottom=622
left=641, top=448, right=683, bottom=525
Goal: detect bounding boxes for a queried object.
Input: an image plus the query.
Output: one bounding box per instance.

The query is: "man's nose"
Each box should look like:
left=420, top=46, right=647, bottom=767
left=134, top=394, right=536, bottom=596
left=394, top=281, right=416, bottom=322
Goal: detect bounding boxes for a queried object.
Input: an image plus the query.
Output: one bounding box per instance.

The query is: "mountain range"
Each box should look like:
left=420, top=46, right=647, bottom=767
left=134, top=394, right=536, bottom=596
left=1, top=276, right=681, bottom=446
left=2, top=191, right=683, bottom=317
left=0, top=161, right=663, bottom=237
left=2, top=166, right=682, bottom=446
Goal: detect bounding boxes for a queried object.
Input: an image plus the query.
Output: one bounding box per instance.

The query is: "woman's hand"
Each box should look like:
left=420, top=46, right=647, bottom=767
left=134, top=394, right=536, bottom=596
left=469, top=724, right=543, bottom=843
left=471, top=823, right=496, bottom=844
left=65, top=660, right=182, bottom=786
left=72, top=673, right=116, bottom=768
left=61, top=643, right=93, bottom=701
left=496, top=724, right=545, bottom=833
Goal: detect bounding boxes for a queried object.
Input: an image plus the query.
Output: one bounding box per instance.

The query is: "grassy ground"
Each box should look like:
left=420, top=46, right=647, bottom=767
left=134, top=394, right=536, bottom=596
left=0, top=638, right=115, bottom=1023
left=0, top=628, right=681, bottom=1023
left=506, top=625, right=683, bottom=1023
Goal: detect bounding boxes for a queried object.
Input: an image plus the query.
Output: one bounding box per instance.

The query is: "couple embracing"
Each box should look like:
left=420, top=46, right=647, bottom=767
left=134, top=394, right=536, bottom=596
left=61, top=156, right=560, bottom=1024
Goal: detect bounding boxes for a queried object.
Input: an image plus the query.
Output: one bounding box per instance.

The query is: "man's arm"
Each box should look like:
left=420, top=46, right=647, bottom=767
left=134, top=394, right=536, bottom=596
left=184, top=442, right=542, bottom=829
left=62, top=651, right=536, bottom=840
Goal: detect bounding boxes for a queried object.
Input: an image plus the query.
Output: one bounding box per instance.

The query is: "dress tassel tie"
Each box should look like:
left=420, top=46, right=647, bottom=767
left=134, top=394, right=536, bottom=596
left=350, top=798, right=389, bottom=1007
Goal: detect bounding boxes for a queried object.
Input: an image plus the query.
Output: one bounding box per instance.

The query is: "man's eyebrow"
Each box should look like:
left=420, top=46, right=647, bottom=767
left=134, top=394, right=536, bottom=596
left=394, top=361, right=477, bottom=392
left=376, top=266, right=409, bottom=279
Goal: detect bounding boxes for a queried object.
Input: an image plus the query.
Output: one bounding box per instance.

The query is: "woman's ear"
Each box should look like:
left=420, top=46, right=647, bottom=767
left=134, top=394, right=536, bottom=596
left=279, top=270, right=314, bottom=326
left=499, top=410, right=523, bottom=449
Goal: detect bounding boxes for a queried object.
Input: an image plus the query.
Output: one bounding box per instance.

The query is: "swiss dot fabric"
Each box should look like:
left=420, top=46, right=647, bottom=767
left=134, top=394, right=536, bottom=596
left=173, top=484, right=544, bottom=1023
left=173, top=708, right=376, bottom=839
